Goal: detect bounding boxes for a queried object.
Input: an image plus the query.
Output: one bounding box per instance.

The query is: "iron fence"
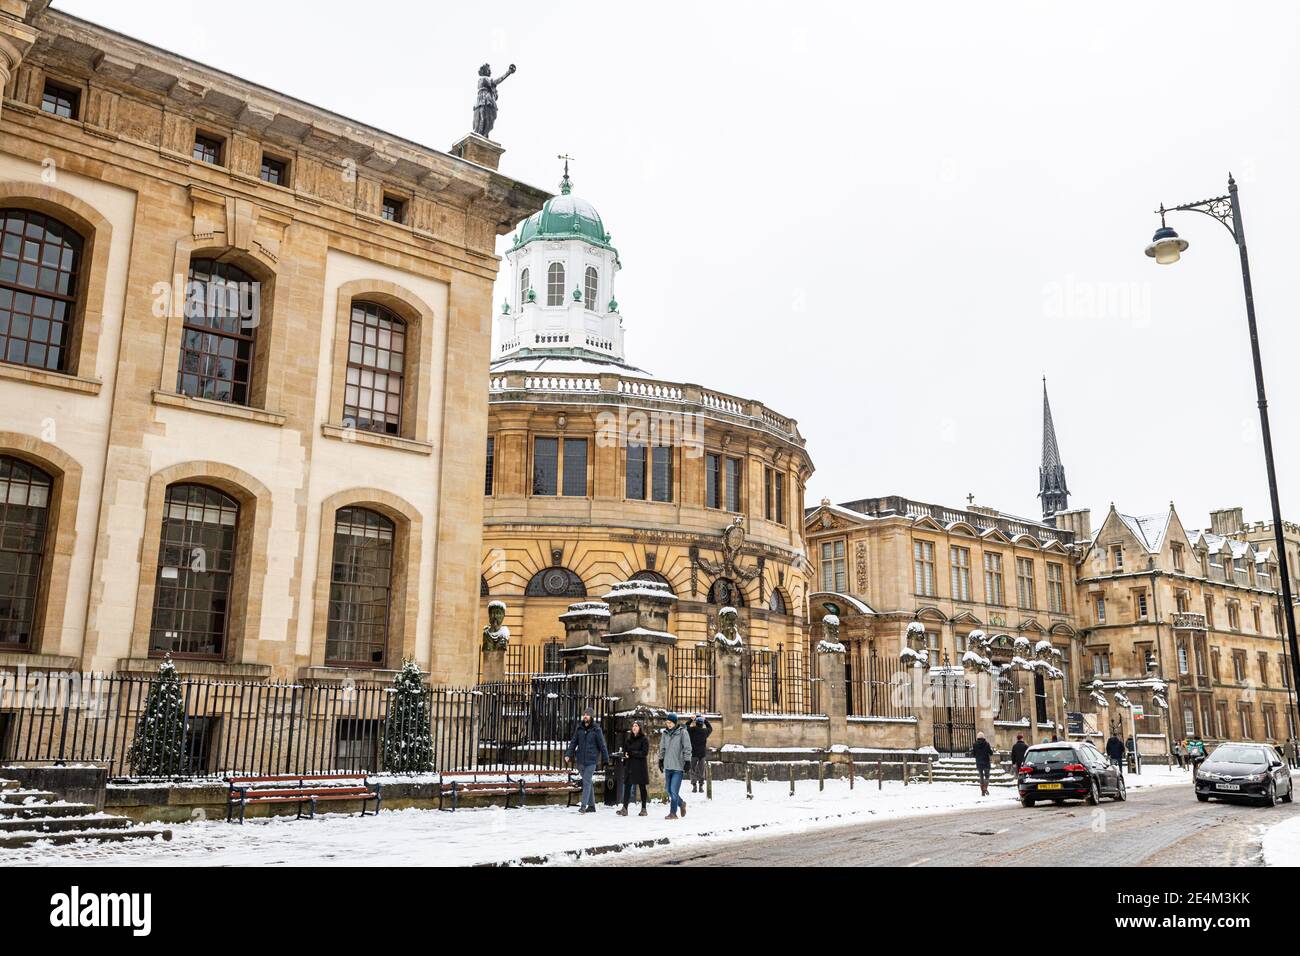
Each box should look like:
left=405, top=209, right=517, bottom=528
left=845, top=644, right=912, bottom=719
left=669, top=642, right=716, bottom=714
left=996, top=668, right=1026, bottom=723
left=0, top=669, right=609, bottom=780
left=742, top=644, right=822, bottom=716
left=479, top=640, right=565, bottom=681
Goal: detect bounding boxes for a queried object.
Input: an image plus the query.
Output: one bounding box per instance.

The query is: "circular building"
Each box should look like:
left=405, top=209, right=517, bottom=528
left=481, top=169, right=814, bottom=671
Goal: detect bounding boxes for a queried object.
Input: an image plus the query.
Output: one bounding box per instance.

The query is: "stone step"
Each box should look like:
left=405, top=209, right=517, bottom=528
left=0, top=803, right=98, bottom=820
left=0, top=814, right=132, bottom=834
left=0, top=779, right=18, bottom=792
left=0, top=789, right=58, bottom=805
left=0, top=827, right=172, bottom=850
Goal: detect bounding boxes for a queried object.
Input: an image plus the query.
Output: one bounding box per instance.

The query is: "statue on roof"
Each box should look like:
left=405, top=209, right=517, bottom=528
left=473, top=63, right=516, bottom=140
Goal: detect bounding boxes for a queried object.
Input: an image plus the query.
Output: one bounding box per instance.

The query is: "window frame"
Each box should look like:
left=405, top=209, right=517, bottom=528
left=546, top=262, right=565, bottom=307
left=342, top=300, right=407, bottom=436
left=0, top=207, right=84, bottom=374
left=584, top=265, right=599, bottom=311
left=532, top=435, right=588, bottom=497
left=259, top=154, right=290, bottom=187
left=192, top=132, right=225, bottom=166
left=325, top=506, right=396, bottom=668
left=40, top=79, right=80, bottom=120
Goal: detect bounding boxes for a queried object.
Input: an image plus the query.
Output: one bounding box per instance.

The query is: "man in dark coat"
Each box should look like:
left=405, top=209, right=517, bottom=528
left=1010, top=734, right=1029, bottom=773
left=969, top=731, right=995, bottom=796
left=565, top=707, right=609, bottom=813
left=687, top=714, right=712, bottom=793
left=1105, top=733, right=1125, bottom=768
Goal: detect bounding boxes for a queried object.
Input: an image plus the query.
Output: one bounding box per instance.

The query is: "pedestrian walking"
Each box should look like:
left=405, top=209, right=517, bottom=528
left=1010, top=733, right=1029, bottom=774
left=658, top=712, right=693, bottom=819
left=617, top=720, right=649, bottom=816
left=1172, top=739, right=1185, bottom=770
left=970, top=731, right=995, bottom=796
left=1285, top=737, right=1297, bottom=770
left=565, top=707, right=609, bottom=813
left=1105, top=733, right=1125, bottom=769
left=1186, top=734, right=1207, bottom=771
left=687, top=714, right=712, bottom=793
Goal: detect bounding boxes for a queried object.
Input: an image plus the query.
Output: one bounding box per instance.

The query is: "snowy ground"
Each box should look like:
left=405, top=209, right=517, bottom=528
left=1260, top=813, right=1300, bottom=866
left=0, top=767, right=1193, bottom=867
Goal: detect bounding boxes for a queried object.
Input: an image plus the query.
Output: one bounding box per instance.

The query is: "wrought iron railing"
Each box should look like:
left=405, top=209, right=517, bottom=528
left=845, top=644, right=912, bottom=719
left=669, top=643, right=716, bottom=714
left=742, top=644, right=822, bottom=716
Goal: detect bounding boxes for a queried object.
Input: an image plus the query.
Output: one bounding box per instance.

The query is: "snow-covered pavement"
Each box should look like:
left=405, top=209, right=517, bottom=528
left=1260, top=813, right=1300, bottom=866
left=0, top=766, right=1194, bottom=867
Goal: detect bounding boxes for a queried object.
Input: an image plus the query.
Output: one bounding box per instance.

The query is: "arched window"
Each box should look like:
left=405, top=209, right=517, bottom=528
left=344, top=301, right=406, bottom=435
left=0, top=456, right=52, bottom=648
left=584, top=266, right=598, bottom=310
left=0, top=209, right=82, bottom=372
left=708, top=577, right=745, bottom=607
left=768, top=588, right=787, bottom=615
left=327, top=507, right=395, bottom=667
left=519, top=267, right=530, bottom=306
left=546, top=262, right=565, bottom=306
left=179, top=258, right=258, bottom=405
left=480, top=575, right=490, bottom=597
left=631, top=569, right=670, bottom=587
left=149, top=483, right=239, bottom=658
left=525, top=567, right=586, bottom=598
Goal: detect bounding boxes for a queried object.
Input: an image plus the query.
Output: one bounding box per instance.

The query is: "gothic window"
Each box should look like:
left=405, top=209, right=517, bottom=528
left=519, top=267, right=530, bottom=306
left=326, top=507, right=395, bottom=667
left=547, top=262, right=565, bottom=306
left=0, top=209, right=82, bottom=373
left=525, top=567, right=587, bottom=598
left=149, top=483, right=239, bottom=658
left=708, top=577, right=745, bottom=607
left=584, top=266, right=598, bottom=309
left=344, top=301, right=405, bottom=435
left=0, top=456, right=52, bottom=649
left=179, top=258, right=257, bottom=405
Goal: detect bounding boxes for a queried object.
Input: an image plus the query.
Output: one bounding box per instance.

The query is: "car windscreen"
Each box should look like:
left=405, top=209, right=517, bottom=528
left=1207, top=745, right=1268, bottom=765
left=1024, top=747, right=1078, bottom=766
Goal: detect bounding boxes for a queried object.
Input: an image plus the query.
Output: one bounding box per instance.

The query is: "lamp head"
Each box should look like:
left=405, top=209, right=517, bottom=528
left=1145, top=224, right=1188, bottom=265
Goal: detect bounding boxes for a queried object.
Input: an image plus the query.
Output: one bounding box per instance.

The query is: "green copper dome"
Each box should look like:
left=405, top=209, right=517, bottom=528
left=511, top=173, right=613, bottom=250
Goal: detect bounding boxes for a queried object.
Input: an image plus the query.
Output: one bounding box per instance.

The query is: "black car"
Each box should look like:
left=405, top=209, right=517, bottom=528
left=1194, top=742, right=1294, bottom=806
left=1018, top=741, right=1126, bottom=807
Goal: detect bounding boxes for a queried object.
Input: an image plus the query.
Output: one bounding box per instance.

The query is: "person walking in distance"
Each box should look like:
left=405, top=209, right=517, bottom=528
left=565, top=707, right=609, bottom=813
left=659, top=712, right=693, bottom=819
left=617, top=720, right=649, bottom=817
left=970, top=731, right=995, bottom=796
left=687, top=714, right=712, bottom=793
left=1105, top=732, right=1125, bottom=769
left=1010, top=734, right=1029, bottom=774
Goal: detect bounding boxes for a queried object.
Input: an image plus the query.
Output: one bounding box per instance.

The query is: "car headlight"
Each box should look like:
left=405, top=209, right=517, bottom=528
left=1245, top=772, right=1267, bottom=783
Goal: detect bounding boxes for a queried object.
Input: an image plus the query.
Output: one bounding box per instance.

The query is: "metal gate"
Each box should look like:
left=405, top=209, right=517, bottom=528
left=933, top=673, right=976, bottom=754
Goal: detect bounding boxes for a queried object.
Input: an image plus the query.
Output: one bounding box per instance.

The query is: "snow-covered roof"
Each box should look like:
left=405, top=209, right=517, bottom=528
left=1118, top=511, right=1171, bottom=553
left=809, top=591, right=876, bottom=615
left=490, top=352, right=653, bottom=378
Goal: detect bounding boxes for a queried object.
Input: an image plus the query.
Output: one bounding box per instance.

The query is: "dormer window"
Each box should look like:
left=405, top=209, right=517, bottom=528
left=584, top=266, right=599, bottom=310
left=381, top=196, right=405, bottom=224
left=40, top=81, right=79, bottom=119
left=193, top=132, right=224, bottom=165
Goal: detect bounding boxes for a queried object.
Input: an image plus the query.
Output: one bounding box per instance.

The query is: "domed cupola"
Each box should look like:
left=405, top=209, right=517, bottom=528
left=493, top=159, right=644, bottom=375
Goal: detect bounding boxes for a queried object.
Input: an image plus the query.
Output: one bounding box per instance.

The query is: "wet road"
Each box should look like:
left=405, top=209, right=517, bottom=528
left=590, top=785, right=1297, bottom=867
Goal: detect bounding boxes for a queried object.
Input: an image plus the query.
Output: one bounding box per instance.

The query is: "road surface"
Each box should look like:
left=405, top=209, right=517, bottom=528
left=589, top=784, right=1298, bottom=866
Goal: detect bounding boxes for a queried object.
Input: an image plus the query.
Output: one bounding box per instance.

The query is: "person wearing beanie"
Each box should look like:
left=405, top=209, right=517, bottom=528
left=565, top=707, right=608, bottom=813
left=657, top=712, right=693, bottom=819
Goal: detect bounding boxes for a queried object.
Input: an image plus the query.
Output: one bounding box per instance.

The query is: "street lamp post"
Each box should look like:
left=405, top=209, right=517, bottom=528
left=1146, top=174, right=1300, bottom=741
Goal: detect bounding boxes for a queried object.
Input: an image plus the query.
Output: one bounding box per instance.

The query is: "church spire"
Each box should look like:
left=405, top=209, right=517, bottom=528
left=1039, top=377, right=1070, bottom=523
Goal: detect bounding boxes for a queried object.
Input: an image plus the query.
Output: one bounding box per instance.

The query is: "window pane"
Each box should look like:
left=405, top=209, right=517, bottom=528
left=0, top=209, right=81, bottom=373
left=724, top=457, right=741, bottom=511
left=484, top=436, right=494, bottom=495
left=326, top=507, right=394, bottom=666
left=705, top=453, right=720, bottom=509
left=562, top=439, right=588, bottom=497
left=547, top=262, right=565, bottom=306
left=651, top=445, right=673, bottom=502
left=626, top=442, right=646, bottom=500
left=0, top=456, right=52, bottom=649
left=342, top=301, right=405, bottom=435
left=178, top=258, right=257, bottom=406
left=533, top=437, right=558, bottom=496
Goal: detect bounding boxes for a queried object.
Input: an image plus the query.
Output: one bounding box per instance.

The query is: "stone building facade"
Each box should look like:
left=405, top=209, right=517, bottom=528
left=0, top=1, right=546, bottom=685
left=480, top=170, right=813, bottom=667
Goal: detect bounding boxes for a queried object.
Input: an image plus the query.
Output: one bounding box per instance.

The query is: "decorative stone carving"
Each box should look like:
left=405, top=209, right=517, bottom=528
left=816, top=613, right=845, bottom=654
left=714, top=605, right=744, bottom=655
left=482, top=599, right=510, bottom=651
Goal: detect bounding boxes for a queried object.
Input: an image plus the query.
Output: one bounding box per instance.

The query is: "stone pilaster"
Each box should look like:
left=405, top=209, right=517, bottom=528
left=909, top=666, right=933, bottom=751
left=558, top=601, right=610, bottom=674
left=602, top=580, right=677, bottom=711
left=817, top=645, right=848, bottom=750
left=714, top=644, right=745, bottom=747
left=0, top=2, right=39, bottom=122
left=450, top=132, right=505, bottom=171
left=973, top=670, right=998, bottom=749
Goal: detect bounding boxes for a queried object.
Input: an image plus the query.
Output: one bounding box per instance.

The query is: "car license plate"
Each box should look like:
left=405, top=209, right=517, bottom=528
left=1215, top=783, right=1240, bottom=791
left=1037, top=783, right=1063, bottom=790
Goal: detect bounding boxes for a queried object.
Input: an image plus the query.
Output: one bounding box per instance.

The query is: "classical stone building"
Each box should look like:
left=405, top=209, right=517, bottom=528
left=0, top=2, right=546, bottom=685
left=480, top=167, right=813, bottom=667
left=1074, top=504, right=1296, bottom=748
left=1202, top=506, right=1300, bottom=601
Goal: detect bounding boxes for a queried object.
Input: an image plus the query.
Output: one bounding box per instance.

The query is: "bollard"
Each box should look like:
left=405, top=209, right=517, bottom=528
left=746, top=763, right=753, bottom=800
left=928, top=757, right=934, bottom=784
left=877, top=759, right=883, bottom=791
left=706, top=759, right=713, bottom=800
left=789, top=763, right=796, bottom=796
left=903, top=756, right=909, bottom=786
left=849, top=755, right=855, bottom=790
left=818, top=760, right=825, bottom=792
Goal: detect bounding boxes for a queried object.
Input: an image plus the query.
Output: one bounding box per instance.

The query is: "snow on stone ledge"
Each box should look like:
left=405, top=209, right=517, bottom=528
left=602, top=581, right=678, bottom=602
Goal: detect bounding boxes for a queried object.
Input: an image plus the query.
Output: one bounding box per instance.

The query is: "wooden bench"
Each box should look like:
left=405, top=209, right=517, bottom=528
left=225, top=773, right=382, bottom=823
left=438, top=769, right=583, bottom=811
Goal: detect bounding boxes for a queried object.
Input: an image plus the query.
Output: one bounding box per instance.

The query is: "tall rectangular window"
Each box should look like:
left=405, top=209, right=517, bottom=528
left=724, top=457, right=741, bottom=511
left=1111, top=546, right=1123, bottom=570
left=949, top=546, right=971, bottom=602
left=913, top=540, right=936, bottom=596
left=484, top=436, right=495, bottom=495
left=626, top=442, right=647, bottom=500
left=1094, top=594, right=1106, bottom=623
left=764, top=467, right=786, bottom=524
left=705, top=453, right=721, bottom=509
left=562, top=438, right=588, bottom=496
left=820, top=540, right=846, bottom=592
left=983, top=552, right=1004, bottom=605
left=1016, top=558, right=1036, bottom=609
left=532, top=437, right=558, bottom=496
left=1135, top=590, right=1149, bottom=619
left=533, top=437, right=587, bottom=496
left=651, top=445, right=672, bottom=502
left=1046, top=562, right=1066, bottom=613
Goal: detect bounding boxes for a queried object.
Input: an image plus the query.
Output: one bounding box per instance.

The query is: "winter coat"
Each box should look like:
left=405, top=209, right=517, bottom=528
left=687, top=719, right=712, bottom=759
left=1105, top=736, right=1125, bottom=760
left=1010, top=740, right=1029, bottom=767
left=566, top=720, right=609, bottom=768
left=622, top=731, right=649, bottom=786
left=969, top=738, right=994, bottom=770
left=659, top=725, right=693, bottom=773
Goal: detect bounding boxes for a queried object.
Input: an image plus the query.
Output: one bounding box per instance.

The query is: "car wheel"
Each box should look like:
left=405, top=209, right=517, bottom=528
left=1196, top=793, right=1210, bottom=803
left=1085, top=778, right=1100, bottom=806
left=1021, top=796, right=1035, bottom=808
left=1261, top=781, right=1276, bottom=807
left=1113, top=776, right=1127, bottom=802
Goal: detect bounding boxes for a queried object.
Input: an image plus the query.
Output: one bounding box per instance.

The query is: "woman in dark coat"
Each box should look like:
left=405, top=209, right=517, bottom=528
left=618, top=720, right=650, bottom=816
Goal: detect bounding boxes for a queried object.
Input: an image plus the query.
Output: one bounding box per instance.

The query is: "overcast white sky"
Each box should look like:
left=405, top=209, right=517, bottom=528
left=55, top=0, right=1300, bottom=529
